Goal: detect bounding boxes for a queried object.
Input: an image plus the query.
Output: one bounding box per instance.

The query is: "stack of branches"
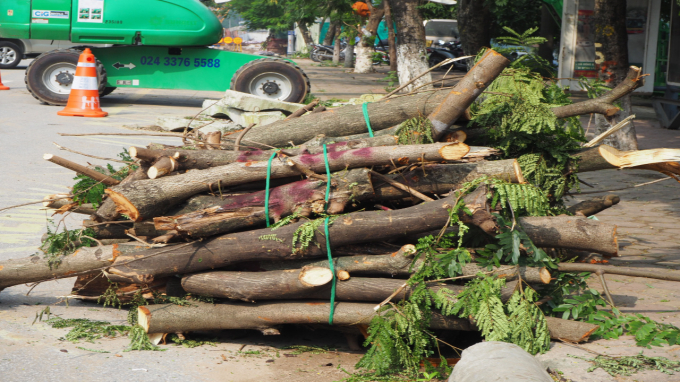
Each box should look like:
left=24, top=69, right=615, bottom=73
left=6, top=49, right=680, bottom=378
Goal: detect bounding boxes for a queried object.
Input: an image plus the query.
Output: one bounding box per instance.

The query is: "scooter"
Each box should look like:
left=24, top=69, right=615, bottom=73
left=310, top=42, right=348, bottom=62
left=428, top=40, right=468, bottom=71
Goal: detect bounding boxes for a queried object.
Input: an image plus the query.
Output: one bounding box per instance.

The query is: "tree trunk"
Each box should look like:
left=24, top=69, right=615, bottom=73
left=181, top=271, right=520, bottom=303
left=0, top=244, right=139, bottom=291
left=139, top=301, right=473, bottom=334
left=594, top=0, right=637, bottom=151
left=130, top=134, right=400, bottom=175
left=519, top=216, right=618, bottom=257
left=297, top=23, right=314, bottom=47
left=105, top=188, right=491, bottom=284
left=538, top=4, right=559, bottom=63
left=92, top=163, right=149, bottom=222
left=457, top=0, right=491, bottom=58
left=387, top=0, right=431, bottom=91
left=323, top=20, right=339, bottom=45
left=344, top=43, right=355, bottom=68
left=153, top=168, right=376, bottom=238
left=332, top=35, right=341, bottom=65
left=567, top=194, right=620, bottom=216
left=354, top=4, right=385, bottom=74
left=139, top=301, right=598, bottom=342
left=106, top=142, right=471, bottom=221
left=384, top=0, right=398, bottom=73
left=427, top=49, right=510, bottom=139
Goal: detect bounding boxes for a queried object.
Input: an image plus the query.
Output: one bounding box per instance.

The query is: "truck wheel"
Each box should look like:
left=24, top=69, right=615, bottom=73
left=101, top=87, right=117, bottom=97
left=230, top=58, right=310, bottom=104
left=24, top=49, right=108, bottom=106
left=0, top=41, right=23, bottom=69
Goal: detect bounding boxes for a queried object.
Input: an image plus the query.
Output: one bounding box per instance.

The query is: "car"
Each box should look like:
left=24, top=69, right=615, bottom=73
left=0, top=39, right=109, bottom=69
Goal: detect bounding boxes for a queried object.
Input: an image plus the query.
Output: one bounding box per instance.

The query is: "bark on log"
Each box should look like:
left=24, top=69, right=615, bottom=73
left=139, top=301, right=473, bottom=333
left=557, top=263, right=680, bottom=282
left=106, top=189, right=491, bottom=284
left=0, top=243, right=142, bottom=291
left=92, top=163, right=149, bottom=222
left=567, top=194, right=620, bottom=216
left=107, top=142, right=472, bottom=221
left=181, top=271, right=519, bottom=303
left=138, top=301, right=597, bottom=342
left=44, top=154, right=120, bottom=186
left=83, top=220, right=166, bottom=240
left=551, top=67, right=643, bottom=119
left=544, top=316, right=599, bottom=342
left=131, top=135, right=400, bottom=174
left=42, top=194, right=96, bottom=215
left=255, top=247, right=551, bottom=285
left=285, top=100, right=319, bottom=120
left=428, top=49, right=510, bottom=139
left=153, top=168, right=375, bottom=238
left=519, top=216, right=618, bottom=257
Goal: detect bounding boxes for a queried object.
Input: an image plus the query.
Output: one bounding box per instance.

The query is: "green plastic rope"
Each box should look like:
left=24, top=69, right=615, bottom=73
left=362, top=102, right=375, bottom=137
left=264, top=151, right=279, bottom=227
left=322, top=144, right=336, bottom=324
left=324, top=216, right=336, bottom=325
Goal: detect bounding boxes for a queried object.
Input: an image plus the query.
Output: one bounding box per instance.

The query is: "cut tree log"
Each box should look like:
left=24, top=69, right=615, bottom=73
left=138, top=301, right=598, bottom=342
left=139, top=301, right=473, bottom=333
left=557, top=263, right=680, bottom=282
left=106, top=188, right=494, bottom=283
left=148, top=156, right=179, bottom=179
left=0, top=243, right=142, bottom=292
left=92, top=163, right=149, bottom=223
left=44, top=154, right=120, bottom=186
left=153, top=168, right=375, bottom=238
left=285, top=99, right=319, bottom=120
left=181, top=271, right=520, bottom=302
left=427, top=49, right=510, bottom=140
left=107, top=142, right=473, bottom=221
left=131, top=135, right=400, bottom=176
left=43, top=194, right=96, bottom=215
left=567, top=194, right=620, bottom=216
left=82, top=220, right=166, bottom=240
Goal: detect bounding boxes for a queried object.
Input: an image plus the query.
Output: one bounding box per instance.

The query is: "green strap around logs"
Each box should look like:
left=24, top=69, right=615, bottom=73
left=362, top=102, right=375, bottom=137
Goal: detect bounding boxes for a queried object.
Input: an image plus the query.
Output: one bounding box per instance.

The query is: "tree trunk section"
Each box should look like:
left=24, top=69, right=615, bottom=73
left=43, top=194, right=96, bottom=215
left=92, top=163, right=149, bottom=222
left=387, top=0, right=431, bottom=91
left=181, top=271, right=519, bottom=303
left=384, top=0, right=398, bottom=73
left=354, top=5, right=385, bottom=74
left=153, top=168, right=375, bottom=238
left=139, top=301, right=473, bottom=334
left=344, top=43, right=355, bottom=68
left=594, top=0, right=637, bottom=151
left=43, top=154, right=120, bottom=186
left=323, top=20, right=339, bottom=45
left=427, top=49, right=510, bottom=139
left=567, top=194, right=620, bottom=216
left=297, top=23, right=314, bottom=47
left=544, top=316, right=599, bottom=342
left=332, top=35, right=341, bottom=65
left=106, top=142, right=471, bottom=221
left=353, top=44, right=371, bottom=72
left=457, top=0, right=491, bottom=58
left=106, top=190, right=488, bottom=284
left=519, top=216, right=618, bottom=257
left=538, top=4, right=559, bottom=63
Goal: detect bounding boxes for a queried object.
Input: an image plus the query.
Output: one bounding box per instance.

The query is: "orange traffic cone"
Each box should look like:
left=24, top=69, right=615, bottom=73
left=57, top=48, right=107, bottom=117
left=0, top=69, right=9, bottom=90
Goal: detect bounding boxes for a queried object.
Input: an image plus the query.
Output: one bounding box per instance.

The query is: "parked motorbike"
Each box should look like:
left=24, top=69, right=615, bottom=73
left=428, top=39, right=468, bottom=71
left=310, top=42, right=348, bottom=62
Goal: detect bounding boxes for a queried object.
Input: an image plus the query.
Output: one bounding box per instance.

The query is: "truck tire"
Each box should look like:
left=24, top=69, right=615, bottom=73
left=230, top=58, right=310, bottom=104
left=24, top=49, right=108, bottom=106
left=0, top=41, right=23, bottom=69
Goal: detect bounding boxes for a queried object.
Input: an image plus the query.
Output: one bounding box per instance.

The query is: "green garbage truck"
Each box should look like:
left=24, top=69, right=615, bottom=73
left=0, top=0, right=310, bottom=105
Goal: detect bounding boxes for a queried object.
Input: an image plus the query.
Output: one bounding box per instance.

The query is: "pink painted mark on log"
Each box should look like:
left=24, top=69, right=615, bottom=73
left=236, top=149, right=265, bottom=162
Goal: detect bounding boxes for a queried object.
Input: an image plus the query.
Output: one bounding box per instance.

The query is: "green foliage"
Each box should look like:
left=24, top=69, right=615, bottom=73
left=98, top=282, right=123, bottom=309
left=379, top=71, right=399, bottom=93
left=471, top=65, right=585, bottom=205
left=258, top=234, right=284, bottom=243
left=126, top=325, right=165, bottom=351
left=447, top=276, right=550, bottom=354
left=496, top=26, right=546, bottom=46
left=169, top=334, right=218, bottom=348
left=71, top=149, right=137, bottom=208
left=76, top=347, right=110, bottom=353
left=492, top=182, right=550, bottom=216
left=38, top=219, right=96, bottom=269
left=571, top=352, right=680, bottom=376
left=45, top=317, right=130, bottom=343
left=396, top=117, right=435, bottom=145
left=283, top=345, right=335, bottom=354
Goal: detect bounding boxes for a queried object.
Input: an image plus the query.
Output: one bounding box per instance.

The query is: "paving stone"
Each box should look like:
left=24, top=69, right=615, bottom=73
left=156, top=116, right=241, bottom=133
left=222, top=108, right=285, bottom=127
left=219, top=90, right=304, bottom=113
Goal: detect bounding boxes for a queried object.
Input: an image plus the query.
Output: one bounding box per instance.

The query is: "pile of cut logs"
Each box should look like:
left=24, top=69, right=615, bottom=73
left=3, top=50, right=680, bottom=348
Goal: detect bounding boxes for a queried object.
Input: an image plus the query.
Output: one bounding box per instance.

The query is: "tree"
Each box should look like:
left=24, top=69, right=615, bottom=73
left=354, top=2, right=386, bottom=73
left=387, top=0, right=431, bottom=91
left=458, top=0, right=492, bottom=57
left=593, top=0, right=637, bottom=150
